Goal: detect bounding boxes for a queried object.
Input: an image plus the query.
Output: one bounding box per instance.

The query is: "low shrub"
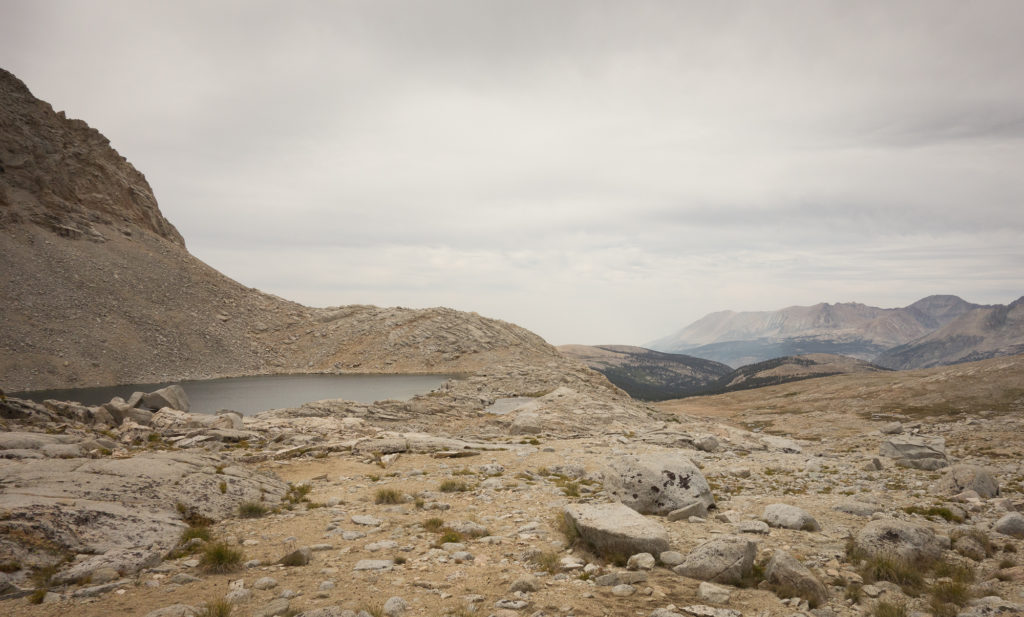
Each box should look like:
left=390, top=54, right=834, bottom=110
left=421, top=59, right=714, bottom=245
left=181, top=525, right=212, bottom=544
left=374, top=488, right=402, bottom=505
left=439, top=479, right=469, bottom=493
left=199, top=542, right=244, bottom=573
left=531, top=551, right=560, bottom=574
left=197, top=599, right=233, bottom=617
left=237, top=501, right=268, bottom=518
left=871, top=600, right=907, bottom=617
left=859, top=553, right=924, bottom=595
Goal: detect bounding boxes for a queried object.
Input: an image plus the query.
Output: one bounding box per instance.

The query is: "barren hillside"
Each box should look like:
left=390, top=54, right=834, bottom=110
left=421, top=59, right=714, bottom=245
left=0, top=67, right=590, bottom=395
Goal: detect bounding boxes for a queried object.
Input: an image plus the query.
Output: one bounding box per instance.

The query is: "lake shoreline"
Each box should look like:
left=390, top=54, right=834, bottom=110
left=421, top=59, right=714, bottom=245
left=10, top=372, right=461, bottom=416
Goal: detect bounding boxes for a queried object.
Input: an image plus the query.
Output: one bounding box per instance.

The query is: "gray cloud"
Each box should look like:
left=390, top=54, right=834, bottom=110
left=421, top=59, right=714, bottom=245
left=2, top=0, right=1022, bottom=344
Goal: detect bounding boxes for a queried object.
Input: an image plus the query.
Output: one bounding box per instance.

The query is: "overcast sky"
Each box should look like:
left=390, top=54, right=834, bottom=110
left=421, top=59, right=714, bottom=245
left=3, top=1, right=1023, bottom=345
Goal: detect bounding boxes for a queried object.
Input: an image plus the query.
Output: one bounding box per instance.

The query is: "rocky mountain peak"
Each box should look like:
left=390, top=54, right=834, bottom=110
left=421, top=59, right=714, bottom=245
left=0, top=67, right=184, bottom=246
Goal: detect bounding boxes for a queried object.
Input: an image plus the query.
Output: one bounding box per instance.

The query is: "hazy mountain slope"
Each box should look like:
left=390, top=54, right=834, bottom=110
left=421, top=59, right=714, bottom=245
left=708, top=353, right=889, bottom=394
left=557, top=344, right=732, bottom=400
left=656, top=353, right=1024, bottom=440
left=875, top=297, right=1024, bottom=369
left=0, top=68, right=585, bottom=393
left=647, top=296, right=980, bottom=367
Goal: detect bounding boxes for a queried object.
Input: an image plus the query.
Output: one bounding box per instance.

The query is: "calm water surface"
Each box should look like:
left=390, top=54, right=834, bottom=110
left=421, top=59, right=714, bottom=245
left=14, top=373, right=452, bottom=416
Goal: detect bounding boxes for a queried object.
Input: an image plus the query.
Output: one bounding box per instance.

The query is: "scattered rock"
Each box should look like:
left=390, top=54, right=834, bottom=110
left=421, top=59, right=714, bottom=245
left=994, top=512, right=1024, bottom=537
left=879, top=421, right=903, bottom=434
left=253, top=598, right=290, bottom=617
left=697, top=581, right=732, bottom=604
left=762, top=503, right=820, bottom=531
left=141, top=605, right=199, bottom=617
left=354, top=559, right=394, bottom=571
left=764, top=549, right=828, bottom=608
left=668, top=501, right=708, bottom=521
left=253, top=576, right=278, bottom=590
left=834, top=501, right=883, bottom=517
left=627, top=552, right=656, bottom=570
left=279, top=546, right=313, bottom=566
left=672, top=535, right=756, bottom=585
left=383, top=596, right=408, bottom=617
left=937, top=464, right=1000, bottom=498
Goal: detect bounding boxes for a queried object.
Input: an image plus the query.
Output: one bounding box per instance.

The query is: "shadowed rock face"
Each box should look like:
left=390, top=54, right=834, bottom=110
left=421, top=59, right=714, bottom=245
left=0, top=68, right=184, bottom=246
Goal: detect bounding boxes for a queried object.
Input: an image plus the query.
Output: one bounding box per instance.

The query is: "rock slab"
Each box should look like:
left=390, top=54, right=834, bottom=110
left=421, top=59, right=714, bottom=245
left=879, top=436, right=948, bottom=470
left=564, top=503, right=670, bottom=557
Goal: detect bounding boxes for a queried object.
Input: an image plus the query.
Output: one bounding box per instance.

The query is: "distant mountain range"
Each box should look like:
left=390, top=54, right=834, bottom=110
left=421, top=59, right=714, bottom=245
left=645, top=295, right=1024, bottom=370
left=875, top=297, right=1024, bottom=369
left=557, top=346, right=886, bottom=401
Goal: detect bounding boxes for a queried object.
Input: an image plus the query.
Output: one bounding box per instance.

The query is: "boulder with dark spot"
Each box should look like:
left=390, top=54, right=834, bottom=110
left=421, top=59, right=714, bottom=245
left=854, top=519, right=947, bottom=562
left=603, top=452, right=715, bottom=516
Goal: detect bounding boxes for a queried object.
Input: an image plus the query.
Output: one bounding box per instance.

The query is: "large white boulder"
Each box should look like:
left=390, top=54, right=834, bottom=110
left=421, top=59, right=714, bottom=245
left=603, top=452, right=715, bottom=516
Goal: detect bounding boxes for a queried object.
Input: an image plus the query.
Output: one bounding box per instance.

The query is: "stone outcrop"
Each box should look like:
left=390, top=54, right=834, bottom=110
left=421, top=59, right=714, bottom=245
left=141, top=385, right=191, bottom=412
left=504, top=386, right=653, bottom=437
left=603, top=452, right=715, bottom=515
left=672, top=536, right=756, bottom=586
left=563, top=503, right=671, bottom=557
left=0, top=450, right=287, bottom=572
left=879, top=436, right=949, bottom=470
